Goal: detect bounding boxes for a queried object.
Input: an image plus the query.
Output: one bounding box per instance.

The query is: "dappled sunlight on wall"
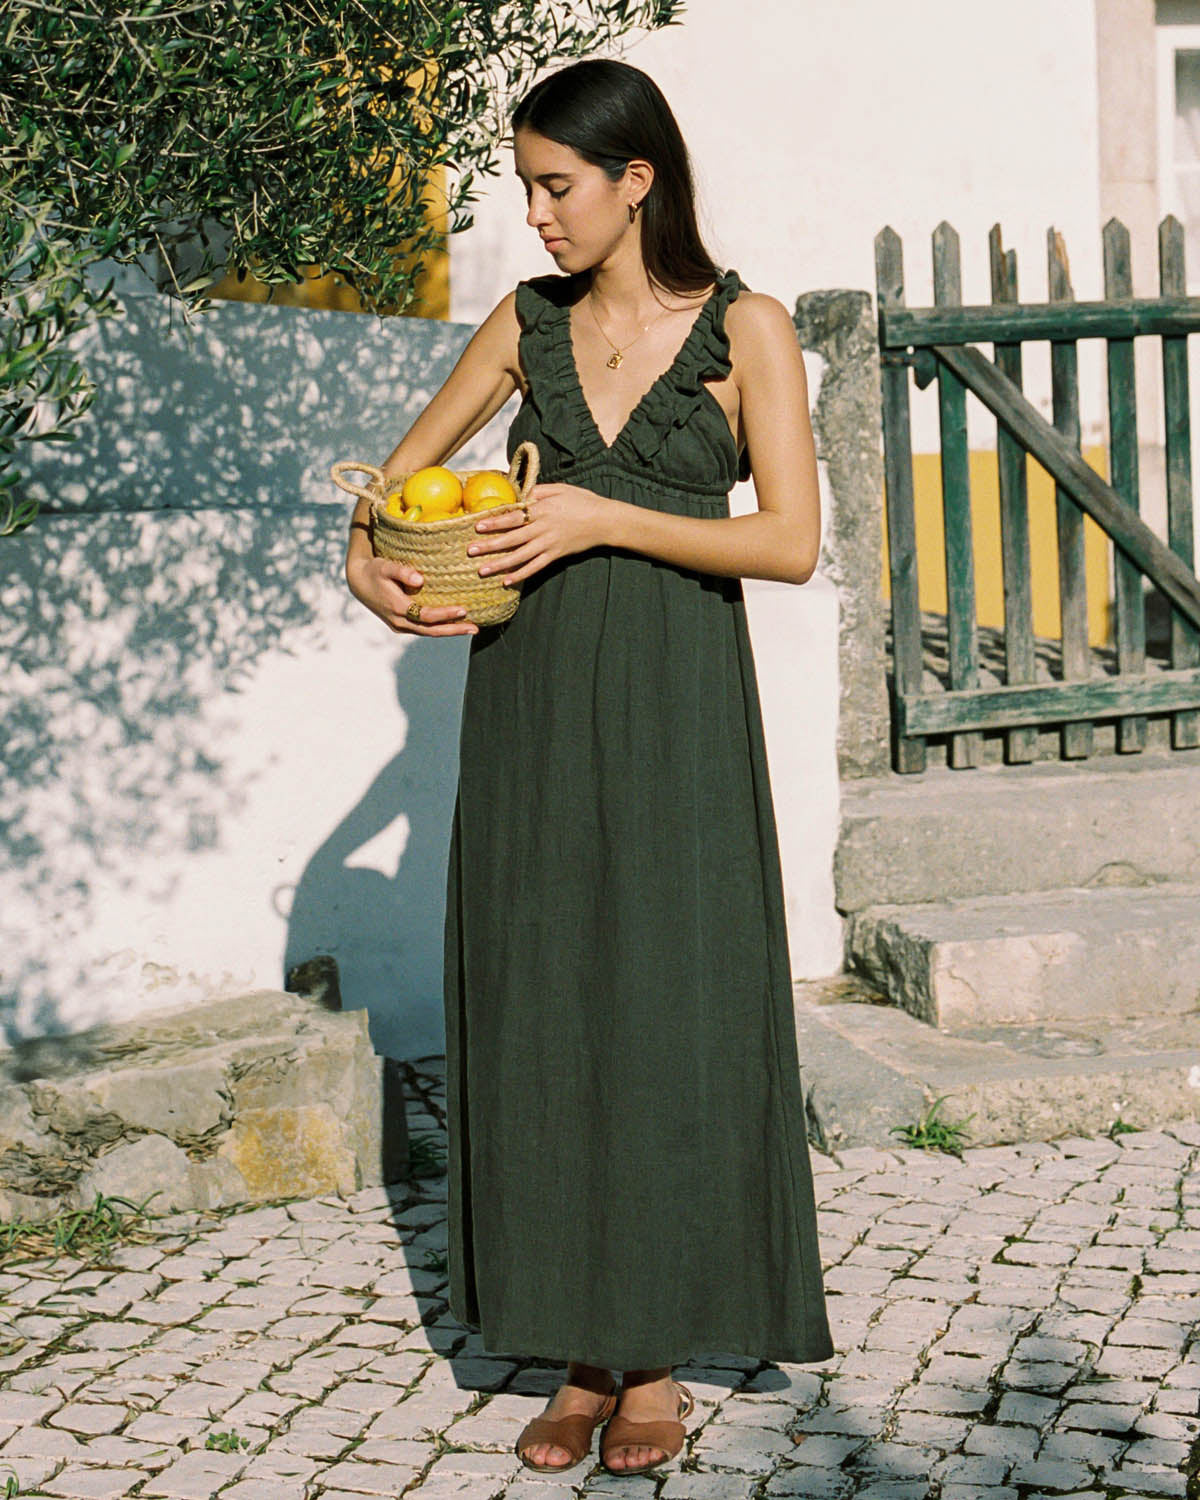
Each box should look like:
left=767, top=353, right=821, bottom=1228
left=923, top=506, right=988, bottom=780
left=4, top=286, right=509, bottom=1053
left=1, top=507, right=339, bottom=1037
left=24, top=289, right=482, bottom=516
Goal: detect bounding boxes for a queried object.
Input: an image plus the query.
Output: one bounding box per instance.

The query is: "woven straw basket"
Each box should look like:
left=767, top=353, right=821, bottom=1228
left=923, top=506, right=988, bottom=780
left=330, top=442, right=539, bottom=627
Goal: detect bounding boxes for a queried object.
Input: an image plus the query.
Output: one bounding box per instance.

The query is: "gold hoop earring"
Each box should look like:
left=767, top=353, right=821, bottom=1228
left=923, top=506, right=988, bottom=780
left=628, top=201, right=640, bottom=223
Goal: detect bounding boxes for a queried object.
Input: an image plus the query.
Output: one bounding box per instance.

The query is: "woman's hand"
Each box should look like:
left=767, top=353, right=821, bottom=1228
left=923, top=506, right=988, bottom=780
left=346, top=553, right=478, bottom=637
left=467, top=482, right=613, bottom=585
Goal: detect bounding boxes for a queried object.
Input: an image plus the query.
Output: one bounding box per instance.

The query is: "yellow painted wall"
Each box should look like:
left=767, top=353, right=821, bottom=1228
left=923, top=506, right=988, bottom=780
left=882, top=445, right=1112, bottom=647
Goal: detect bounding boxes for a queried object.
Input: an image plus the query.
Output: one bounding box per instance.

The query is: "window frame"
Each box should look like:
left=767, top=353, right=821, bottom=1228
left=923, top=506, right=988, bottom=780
left=1157, top=20, right=1200, bottom=290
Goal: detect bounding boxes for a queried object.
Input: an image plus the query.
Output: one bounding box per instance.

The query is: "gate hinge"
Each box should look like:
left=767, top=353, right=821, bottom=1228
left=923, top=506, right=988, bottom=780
left=882, top=347, right=938, bottom=389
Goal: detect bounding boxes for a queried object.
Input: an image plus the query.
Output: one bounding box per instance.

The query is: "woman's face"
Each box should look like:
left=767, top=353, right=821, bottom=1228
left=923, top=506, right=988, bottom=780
left=513, top=127, right=639, bottom=274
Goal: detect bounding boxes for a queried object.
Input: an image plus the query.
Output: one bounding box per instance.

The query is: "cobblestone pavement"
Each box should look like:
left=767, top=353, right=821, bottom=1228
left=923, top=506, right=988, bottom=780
left=1, top=1057, right=1199, bottom=1499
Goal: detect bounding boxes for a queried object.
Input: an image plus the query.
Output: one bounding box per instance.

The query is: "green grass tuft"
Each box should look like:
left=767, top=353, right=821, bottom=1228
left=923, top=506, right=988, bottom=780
left=890, top=1095, right=974, bottom=1158
left=407, top=1130, right=447, bottom=1179
left=205, top=1429, right=251, bottom=1453
left=0, top=1192, right=166, bottom=1268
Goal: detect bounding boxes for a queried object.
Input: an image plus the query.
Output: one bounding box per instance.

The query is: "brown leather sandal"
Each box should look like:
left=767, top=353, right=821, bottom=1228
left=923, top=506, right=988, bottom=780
left=515, top=1387, right=618, bottom=1473
left=600, top=1380, right=695, bottom=1474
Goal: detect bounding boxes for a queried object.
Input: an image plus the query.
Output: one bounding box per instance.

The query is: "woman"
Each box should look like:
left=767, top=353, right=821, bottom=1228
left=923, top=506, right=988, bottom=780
left=345, top=58, right=832, bottom=1477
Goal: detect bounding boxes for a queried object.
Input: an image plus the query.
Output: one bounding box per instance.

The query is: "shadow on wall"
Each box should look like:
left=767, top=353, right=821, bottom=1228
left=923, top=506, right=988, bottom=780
left=1, top=507, right=339, bottom=1039
left=22, top=278, right=488, bottom=515
left=3, top=283, right=507, bottom=1047
left=283, top=645, right=467, bottom=1060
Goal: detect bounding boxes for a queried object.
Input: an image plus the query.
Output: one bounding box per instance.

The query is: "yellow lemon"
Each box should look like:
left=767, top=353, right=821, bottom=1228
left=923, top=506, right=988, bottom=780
left=384, top=491, right=405, bottom=518
left=462, top=470, right=518, bottom=513
left=402, top=465, right=463, bottom=520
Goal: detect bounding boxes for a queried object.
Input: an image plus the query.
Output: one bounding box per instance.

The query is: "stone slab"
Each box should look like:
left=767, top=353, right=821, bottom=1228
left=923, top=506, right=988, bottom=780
left=835, top=750, right=1200, bottom=913
left=794, top=993, right=1200, bottom=1149
left=845, top=883, right=1200, bottom=1027
left=0, top=990, right=394, bottom=1218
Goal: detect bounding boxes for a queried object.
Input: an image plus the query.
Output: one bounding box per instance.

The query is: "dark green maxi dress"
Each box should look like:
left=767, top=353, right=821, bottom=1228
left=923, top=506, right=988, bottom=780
left=443, top=269, right=834, bottom=1370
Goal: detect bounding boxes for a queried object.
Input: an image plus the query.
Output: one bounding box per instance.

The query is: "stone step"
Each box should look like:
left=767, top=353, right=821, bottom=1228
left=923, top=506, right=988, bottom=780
left=0, top=989, right=404, bottom=1222
left=793, top=983, right=1200, bottom=1151
left=844, top=882, right=1200, bottom=1029
left=836, top=748, right=1200, bottom=911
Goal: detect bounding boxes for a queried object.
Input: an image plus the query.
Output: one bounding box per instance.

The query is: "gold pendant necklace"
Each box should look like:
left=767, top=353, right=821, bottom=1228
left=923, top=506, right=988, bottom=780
left=587, top=293, right=671, bottom=370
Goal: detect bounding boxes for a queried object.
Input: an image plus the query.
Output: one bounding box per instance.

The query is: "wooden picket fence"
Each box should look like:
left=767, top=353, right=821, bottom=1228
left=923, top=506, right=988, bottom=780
left=876, top=216, right=1200, bottom=773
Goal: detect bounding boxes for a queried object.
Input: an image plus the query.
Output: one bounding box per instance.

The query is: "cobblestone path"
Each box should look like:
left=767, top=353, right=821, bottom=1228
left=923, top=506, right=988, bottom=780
left=1, top=1058, right=1198, bottom=1499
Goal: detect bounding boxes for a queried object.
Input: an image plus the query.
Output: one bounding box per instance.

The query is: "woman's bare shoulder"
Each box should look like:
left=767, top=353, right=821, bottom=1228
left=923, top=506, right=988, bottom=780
left=464, top=289, right=523, bottom=369
left=477, top=279, right=571, bottom=343
left=726, top=290, right=798, bottom=347
left=480, top=287, right=521, bottom=329
left=726, top=288, right=804, bottom=378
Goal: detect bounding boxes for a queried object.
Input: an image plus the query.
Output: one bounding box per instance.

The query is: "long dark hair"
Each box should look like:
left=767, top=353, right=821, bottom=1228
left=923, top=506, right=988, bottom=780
left=511, top=59, right=721, bottom=297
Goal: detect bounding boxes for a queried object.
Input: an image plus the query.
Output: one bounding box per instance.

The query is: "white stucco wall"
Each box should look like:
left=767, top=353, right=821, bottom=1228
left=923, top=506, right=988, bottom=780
left=451, top=0, right=1106, bottom=453
left=2, top=514, right=467, bottom=1061
left=3, top=288, right=498, bottom=1059
left=8, top=3, right=1127, bottom=1058
left=3, top=279, right=841, bottom=1060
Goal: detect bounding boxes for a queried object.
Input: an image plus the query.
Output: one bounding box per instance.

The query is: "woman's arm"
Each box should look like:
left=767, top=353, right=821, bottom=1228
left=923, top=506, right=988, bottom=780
left=469, top=292, right=822, bottom=588
left=378, top=291, right=524, bottom=480
left=346, top=291, right=523, bottom=636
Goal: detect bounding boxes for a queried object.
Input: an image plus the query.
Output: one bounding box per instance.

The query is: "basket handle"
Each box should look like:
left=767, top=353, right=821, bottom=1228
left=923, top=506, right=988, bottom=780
left=330, top=460, right=388, bottom=502
left=508, top=441, right=540, bottom=499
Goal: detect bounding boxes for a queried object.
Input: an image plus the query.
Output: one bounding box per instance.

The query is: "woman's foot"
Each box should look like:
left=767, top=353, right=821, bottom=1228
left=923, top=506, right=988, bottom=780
left=603, top=1368, right=686, bottom=1472
left=517, top=1364, right=616, bottom=1470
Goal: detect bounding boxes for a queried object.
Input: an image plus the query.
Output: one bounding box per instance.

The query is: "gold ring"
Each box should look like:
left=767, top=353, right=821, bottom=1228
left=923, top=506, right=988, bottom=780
left=521, top=504, right=531, bottom=525
left=405, top=602, right=423, bottom=625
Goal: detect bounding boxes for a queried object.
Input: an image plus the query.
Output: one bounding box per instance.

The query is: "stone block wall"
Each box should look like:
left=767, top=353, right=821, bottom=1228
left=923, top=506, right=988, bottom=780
left=0, top=992, right=406, bottom=1222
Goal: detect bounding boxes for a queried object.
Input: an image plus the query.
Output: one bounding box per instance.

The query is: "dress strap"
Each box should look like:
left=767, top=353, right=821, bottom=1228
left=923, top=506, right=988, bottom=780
left=700, top=270, right=750, bottom=481
left=515, top=275, right=588, bottom=463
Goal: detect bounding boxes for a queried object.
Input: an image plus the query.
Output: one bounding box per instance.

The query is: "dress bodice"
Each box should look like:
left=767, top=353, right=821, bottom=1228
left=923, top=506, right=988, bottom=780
left=507, top=268, right=749, bottom=502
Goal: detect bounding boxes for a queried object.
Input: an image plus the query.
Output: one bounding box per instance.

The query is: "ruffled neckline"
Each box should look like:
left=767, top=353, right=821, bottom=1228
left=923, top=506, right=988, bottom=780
left=516, top=269, right=744, bottom=467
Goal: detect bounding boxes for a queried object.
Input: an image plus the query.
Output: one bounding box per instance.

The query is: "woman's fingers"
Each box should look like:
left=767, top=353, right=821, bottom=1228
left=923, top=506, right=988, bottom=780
left=475, top=507, right=527, bottom=532
left=403, top=601, right=470, bottom=623
left=469, top=514, right=535, bottom=557
left=378, top=558, right=426, bottom=591
left=494, top=552, right=547, bottom=586
left=477, top=538, right=540, bottom=577
left=389, top=613, right=478, bottom=636
left=351, top=556, right=480, bottom=636
left=404, top=622, right=479, bottom=637
left=470, top=502, right=536, bottom=544
left=380, top=594, right=478, bottom=635
left=479, top=541, right=548, bottom=584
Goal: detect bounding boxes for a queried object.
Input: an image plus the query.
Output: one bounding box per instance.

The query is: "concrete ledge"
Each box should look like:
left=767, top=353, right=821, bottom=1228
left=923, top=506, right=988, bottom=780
left=846, top=883, right=1200, bottom=1028
left=796, top=989, right=1200, bottom=1150
left=0, top=991, right=405, bottom=1222
left=836, top=749, right=1200, bottom=912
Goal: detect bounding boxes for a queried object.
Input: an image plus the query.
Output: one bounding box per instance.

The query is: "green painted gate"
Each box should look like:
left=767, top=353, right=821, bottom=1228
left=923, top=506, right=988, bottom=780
left=876, top=216, right=1200, bottom=774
